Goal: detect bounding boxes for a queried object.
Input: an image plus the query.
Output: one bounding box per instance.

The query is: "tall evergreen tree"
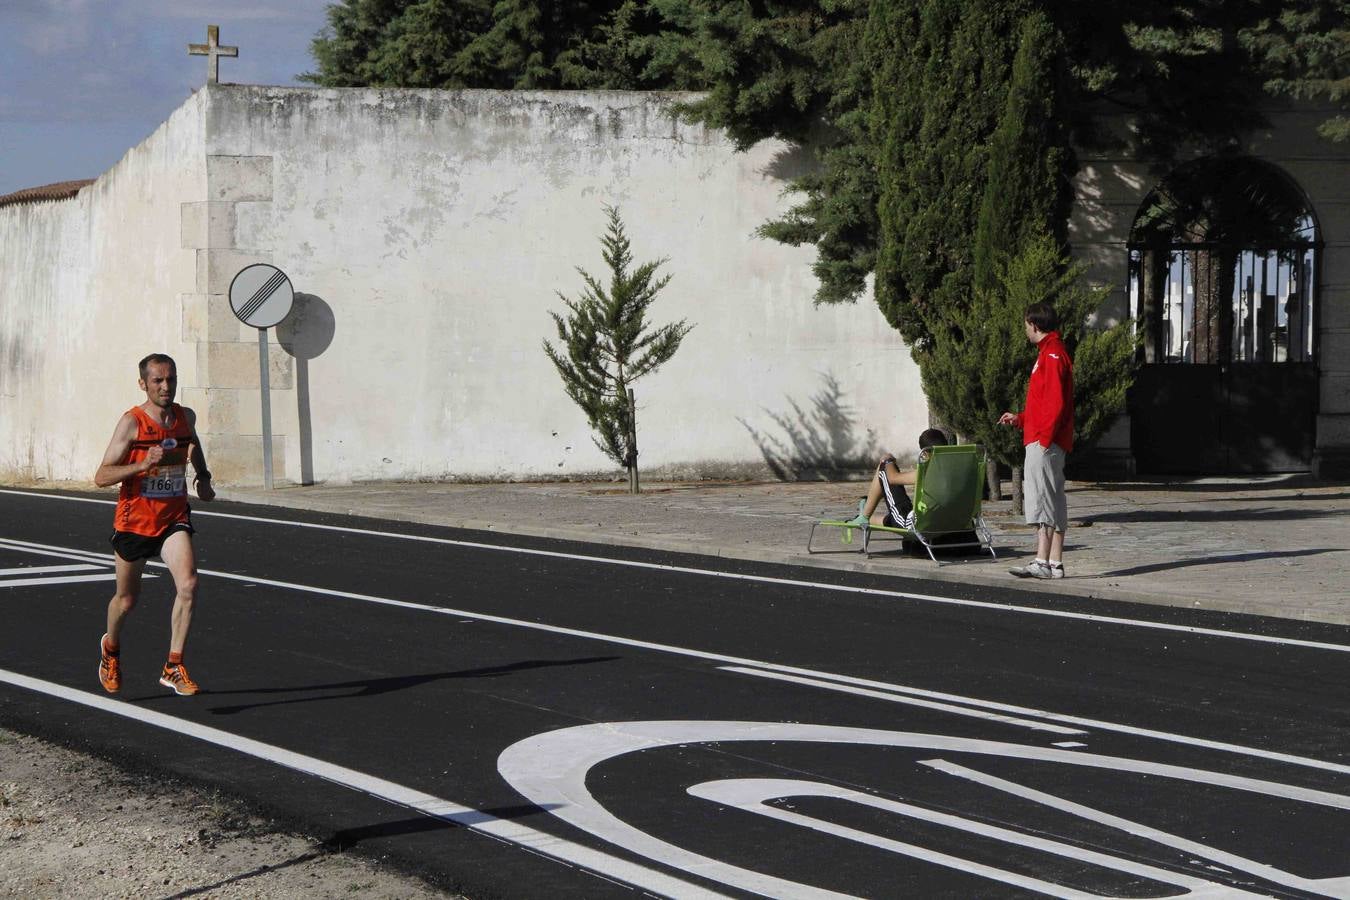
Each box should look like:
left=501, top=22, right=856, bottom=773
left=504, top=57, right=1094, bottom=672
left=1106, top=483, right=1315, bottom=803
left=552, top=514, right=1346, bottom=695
left=304, top=0, right=655, bottom=89
left=970, top=12, right=1073, bottom=294
left=1241, top=0, right=1350, bottom=141
left=303, top=0, right=493, bottom=87
left=870, top=0, right=1027, bottom=347
left=543, top=208, right=693, bottom=492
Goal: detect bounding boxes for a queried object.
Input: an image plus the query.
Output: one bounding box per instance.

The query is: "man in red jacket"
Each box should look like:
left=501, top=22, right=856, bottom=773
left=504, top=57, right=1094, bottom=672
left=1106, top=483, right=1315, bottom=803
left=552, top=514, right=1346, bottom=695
left=998, top=302, right=1074, bottom=579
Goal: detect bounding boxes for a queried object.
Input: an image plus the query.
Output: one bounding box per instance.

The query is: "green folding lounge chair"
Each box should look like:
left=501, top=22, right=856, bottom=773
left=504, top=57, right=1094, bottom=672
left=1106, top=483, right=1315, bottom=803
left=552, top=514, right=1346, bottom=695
left=807, top=444, right=997, bottom=563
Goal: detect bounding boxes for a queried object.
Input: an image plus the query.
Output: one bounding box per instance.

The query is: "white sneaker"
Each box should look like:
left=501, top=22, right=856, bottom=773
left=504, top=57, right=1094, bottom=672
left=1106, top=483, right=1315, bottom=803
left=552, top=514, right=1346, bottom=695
left=1010, top=561, right=1063, bottom=580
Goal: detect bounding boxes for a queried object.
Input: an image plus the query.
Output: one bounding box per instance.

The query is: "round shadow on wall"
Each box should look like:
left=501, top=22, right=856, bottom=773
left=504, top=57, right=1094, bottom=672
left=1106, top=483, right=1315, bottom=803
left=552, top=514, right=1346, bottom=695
left=276, top=293, right=336, bottom=485
left=276, top=293, right=336, bottom=361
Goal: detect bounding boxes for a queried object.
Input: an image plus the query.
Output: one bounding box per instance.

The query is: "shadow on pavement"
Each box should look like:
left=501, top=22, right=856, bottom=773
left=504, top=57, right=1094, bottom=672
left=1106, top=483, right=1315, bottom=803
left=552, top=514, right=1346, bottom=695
left=1088, top=477, right=1348, bottom=494
left=321, top=804, right=560, bottom=851
left=129, top=657, right=620, bottom=713
left=166, top=850, right=324, bottom=898
left=1095, top=547, right=1344, bottom=578
left=1082, top=506, right=1350, bottom=524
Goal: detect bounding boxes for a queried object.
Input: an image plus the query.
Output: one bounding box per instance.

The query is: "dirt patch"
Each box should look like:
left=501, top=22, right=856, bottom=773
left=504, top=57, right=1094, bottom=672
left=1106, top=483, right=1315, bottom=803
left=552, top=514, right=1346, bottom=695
left=0, top=727, right=459, bottom=899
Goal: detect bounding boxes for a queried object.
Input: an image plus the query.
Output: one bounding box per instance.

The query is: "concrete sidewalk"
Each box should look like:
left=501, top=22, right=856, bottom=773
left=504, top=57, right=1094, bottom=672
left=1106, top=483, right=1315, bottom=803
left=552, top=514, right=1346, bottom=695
left=215, top=474, right=1350, bottom=626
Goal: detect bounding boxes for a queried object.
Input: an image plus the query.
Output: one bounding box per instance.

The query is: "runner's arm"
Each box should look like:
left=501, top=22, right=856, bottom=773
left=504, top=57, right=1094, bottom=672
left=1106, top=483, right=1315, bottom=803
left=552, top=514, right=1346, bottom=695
left=184, top=408, right=215, bottom=501
left=93, top=413, right=158, bottom=487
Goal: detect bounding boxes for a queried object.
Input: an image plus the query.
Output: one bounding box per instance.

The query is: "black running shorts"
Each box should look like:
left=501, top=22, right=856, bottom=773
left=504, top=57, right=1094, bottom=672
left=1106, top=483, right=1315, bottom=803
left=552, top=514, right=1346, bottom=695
left=109, top=522, right=194, bottom=562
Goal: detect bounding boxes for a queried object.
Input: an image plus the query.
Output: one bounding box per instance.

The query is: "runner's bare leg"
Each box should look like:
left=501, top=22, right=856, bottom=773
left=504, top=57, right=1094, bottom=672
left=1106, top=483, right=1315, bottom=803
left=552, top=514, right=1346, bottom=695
left=107, top=554, right=145, bottom=645
left=159, top=530, right=199, bottom=656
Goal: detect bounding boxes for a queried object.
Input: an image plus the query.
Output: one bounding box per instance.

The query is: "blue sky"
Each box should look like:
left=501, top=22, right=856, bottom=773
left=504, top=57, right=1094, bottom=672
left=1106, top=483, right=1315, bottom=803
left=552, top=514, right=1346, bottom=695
left=0, top=1, right=332, bottom=195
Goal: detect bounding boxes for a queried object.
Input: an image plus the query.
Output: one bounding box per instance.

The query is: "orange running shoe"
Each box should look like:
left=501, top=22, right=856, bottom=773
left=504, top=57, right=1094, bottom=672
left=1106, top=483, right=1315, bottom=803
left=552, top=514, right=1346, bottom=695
left=158, top=662, right=199, bottom=696
left=98, top=634, right=121, bottom=694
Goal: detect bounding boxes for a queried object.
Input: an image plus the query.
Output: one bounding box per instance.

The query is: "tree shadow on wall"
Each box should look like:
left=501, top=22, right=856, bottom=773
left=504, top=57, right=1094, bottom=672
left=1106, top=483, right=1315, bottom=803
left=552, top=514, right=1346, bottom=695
left=739, top=372, right=880, bottom=481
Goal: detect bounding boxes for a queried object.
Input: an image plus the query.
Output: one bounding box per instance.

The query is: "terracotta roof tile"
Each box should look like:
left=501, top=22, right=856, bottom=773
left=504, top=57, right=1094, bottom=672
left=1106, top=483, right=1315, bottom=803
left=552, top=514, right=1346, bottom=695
left=0, top=179, right=95, bottom=209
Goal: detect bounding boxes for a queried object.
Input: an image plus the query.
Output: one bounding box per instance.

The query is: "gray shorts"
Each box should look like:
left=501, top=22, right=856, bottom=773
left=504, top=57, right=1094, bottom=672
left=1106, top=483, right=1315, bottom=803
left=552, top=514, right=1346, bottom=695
left=1023, top=441, right=1068, bottom=531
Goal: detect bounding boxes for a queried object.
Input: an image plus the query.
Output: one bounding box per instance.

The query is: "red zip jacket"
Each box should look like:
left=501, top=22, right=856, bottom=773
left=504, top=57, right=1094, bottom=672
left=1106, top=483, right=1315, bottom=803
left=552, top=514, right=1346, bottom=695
left=1013, top=331, right=1074, bottom=452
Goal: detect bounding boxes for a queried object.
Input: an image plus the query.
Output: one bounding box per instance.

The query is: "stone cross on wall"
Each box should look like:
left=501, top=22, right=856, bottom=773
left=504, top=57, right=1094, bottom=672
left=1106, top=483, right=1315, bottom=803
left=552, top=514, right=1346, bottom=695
left=189, top=25, right=238, bottom=84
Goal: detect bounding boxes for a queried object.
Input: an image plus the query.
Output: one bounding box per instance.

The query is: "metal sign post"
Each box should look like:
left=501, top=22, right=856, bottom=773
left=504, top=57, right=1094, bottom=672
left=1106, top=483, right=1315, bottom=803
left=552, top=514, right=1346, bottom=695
left=228, top=264, right=294, bottom=489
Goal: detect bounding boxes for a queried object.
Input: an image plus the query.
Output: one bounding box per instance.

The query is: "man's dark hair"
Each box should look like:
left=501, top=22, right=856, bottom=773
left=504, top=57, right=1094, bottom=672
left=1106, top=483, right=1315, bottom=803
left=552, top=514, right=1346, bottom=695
left=138, top=353, right=176, bottom=379
left=1024, top=302, right=1058, bottom=333
left=918, top=428, right=949, bottom=450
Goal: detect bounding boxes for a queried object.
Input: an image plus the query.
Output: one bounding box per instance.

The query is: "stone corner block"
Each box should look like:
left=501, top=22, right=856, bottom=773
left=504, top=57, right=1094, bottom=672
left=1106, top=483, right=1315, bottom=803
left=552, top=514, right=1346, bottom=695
left=206, top=155, right=273, bottom=202
left=180, top=202, right=237, bottom=249
left=193, top=433, right=285, bottom=487
left=181, top=293, right=248, bottom=343
left=198, top=341, right=294, bottom=390
left=233, top=201, right=276, bottom=250
left=196, top=248, right=273, bottom=295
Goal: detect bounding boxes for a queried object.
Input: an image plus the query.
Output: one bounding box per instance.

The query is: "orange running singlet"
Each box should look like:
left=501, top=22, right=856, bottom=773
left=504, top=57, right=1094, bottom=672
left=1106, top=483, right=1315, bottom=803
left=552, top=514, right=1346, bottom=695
left=114, top=404, right=194, bottom=537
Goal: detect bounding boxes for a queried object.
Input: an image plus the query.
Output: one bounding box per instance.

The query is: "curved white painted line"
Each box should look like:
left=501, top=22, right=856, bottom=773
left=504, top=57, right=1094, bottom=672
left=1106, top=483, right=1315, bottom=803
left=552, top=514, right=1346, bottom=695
left=497, top=721, right=1350, bottom=899
left=0, top=669, right=727, bottom=899
left=686, top=778, right=1246, bottom=898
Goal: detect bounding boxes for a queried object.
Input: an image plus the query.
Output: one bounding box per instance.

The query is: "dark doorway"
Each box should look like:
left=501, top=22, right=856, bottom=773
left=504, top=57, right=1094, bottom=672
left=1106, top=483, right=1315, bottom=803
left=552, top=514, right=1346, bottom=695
left=1127, top=158, right=1321, bottom=475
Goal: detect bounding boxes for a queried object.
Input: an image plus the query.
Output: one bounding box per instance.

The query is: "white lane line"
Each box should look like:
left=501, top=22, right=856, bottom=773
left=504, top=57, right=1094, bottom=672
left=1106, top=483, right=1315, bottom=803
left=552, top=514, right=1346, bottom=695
left=0, top=564, right=101, bottom=575
left=721, top=664, right=1350, bottom=777
left=0, top=574, right=118, bottom=588
left=715, top=667, right=1085, bottom=735
left=0, top=538, right=114, bottom=565
left=3, top=488, right=1348, bottom=655
left=2, top=534, right=1348, bottom=777
left=7, top=536, right=1341, bottom=779
left=0, top=539, right=153, bottom=579
left=0, top=667, right=727, bottom=899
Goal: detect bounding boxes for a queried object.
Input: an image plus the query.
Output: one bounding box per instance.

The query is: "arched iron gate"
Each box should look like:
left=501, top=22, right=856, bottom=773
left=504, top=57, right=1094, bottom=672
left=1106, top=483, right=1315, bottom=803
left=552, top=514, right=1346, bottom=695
left=1126, top=160, right=1320, bottom=474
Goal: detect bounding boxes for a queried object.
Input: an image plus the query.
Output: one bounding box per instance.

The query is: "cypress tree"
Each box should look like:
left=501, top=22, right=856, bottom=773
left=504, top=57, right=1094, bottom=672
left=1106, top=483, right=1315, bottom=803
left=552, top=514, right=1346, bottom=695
left=971, top=12, right=1072, bottom=294
left=543, top=208, right=693, bottom=492
left=916, top=11, right=1136, bottom=497
left=870, top=0, right=1027, bottom=347
left=1240, top=0, right=1350, bottom=142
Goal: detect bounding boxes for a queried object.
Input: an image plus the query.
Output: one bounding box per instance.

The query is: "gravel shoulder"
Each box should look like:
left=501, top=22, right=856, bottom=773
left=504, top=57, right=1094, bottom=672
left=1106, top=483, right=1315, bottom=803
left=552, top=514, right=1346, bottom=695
left=0, top=726, right=459, bottom=899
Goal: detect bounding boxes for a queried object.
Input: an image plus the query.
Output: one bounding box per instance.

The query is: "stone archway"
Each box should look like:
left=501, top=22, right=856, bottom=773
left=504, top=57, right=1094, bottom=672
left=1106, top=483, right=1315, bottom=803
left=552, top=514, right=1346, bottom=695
left=1126, top=157, right=1321, bottom=474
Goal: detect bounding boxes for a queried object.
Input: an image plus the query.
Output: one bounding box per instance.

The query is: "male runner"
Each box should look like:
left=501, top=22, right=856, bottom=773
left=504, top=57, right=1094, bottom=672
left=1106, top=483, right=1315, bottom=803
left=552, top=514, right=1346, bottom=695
left=93, top=353, right=215, bottom=695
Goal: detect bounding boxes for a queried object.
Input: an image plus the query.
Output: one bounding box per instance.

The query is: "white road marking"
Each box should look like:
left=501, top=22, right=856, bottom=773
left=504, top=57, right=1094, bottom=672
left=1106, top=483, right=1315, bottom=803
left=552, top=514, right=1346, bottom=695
left=718, top=665, right=1350, bottom=776
left=0, top=538, right=113, bottom=565
left=4, top=534, right=1348, bottom=777
left=923, top=758, right=1350, bottom=895
left=0, top=564, right=101, bottom=575
left=1052, top=741, right=1087, bottom=748
left=0, top=539, right=152, bottom=579
left=0, top=573, right=117, bottom=588
left=3, top=488, right=1347, bottom=655
left=0, top=667, right=728, bottom=900
left=715, top=666, right=1086, bottom=735
left=688, top=778, right=1246, bottom=898
left=498, top=722, right=1350, bottom=899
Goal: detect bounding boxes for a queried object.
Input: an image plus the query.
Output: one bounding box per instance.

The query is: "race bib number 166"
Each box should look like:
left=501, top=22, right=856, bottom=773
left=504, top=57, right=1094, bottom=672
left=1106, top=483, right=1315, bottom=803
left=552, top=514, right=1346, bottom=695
left=140, top=465, right=186, bottom=498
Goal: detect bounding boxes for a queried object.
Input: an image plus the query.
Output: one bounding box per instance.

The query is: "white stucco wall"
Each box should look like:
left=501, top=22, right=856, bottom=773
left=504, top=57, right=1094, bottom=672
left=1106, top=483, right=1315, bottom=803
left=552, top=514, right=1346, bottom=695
left=196, top=86, right=922, bottom=484
left=0, top=94, right=205, bottom=482
left=9, top=84, right=1340, bottom=485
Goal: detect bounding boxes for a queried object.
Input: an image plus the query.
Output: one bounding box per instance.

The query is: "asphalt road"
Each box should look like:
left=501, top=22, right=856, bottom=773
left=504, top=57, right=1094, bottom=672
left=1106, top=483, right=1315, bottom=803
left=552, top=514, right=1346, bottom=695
left=2, top=487, right=1349, bottom=899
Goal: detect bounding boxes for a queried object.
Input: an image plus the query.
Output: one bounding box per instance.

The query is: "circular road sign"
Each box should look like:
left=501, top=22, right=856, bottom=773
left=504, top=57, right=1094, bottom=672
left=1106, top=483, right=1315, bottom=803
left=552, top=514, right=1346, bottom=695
left=228, top=263, right=294, bottom=328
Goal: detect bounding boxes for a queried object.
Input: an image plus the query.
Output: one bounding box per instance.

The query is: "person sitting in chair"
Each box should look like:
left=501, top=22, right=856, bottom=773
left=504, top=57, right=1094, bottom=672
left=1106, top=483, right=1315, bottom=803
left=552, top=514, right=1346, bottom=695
left=846, top=428, right=950, bottom=530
